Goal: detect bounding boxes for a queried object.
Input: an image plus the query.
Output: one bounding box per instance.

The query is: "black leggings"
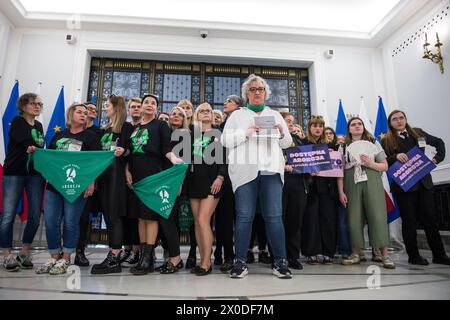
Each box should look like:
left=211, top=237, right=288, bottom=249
left=214, top=182, right=235, bottom=261
left=103, top=212, right=123, bottom=250
left=158, top=197, right=181, bottom=257
left=123, top=217, right=140, bottom=247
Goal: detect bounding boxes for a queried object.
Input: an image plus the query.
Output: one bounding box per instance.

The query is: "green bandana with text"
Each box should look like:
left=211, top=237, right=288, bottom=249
left=32, top=149, right=115, bottom=203
left=132, top=163, right=188, bottom=219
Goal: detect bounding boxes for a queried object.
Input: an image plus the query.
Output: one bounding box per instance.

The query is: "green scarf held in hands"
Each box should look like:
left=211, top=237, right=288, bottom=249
left=247, top=103, right=265, bottom=113
left=32, top=149, right=115, bottom=203
left=132, top=163, right=189, bottom=219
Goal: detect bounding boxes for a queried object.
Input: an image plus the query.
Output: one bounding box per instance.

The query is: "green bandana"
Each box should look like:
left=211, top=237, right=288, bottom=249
left=32, top=149, right=115, bottom=203
left=247, top=103, right=265, bottom=113
left=132, top=163, right=188, bottom=219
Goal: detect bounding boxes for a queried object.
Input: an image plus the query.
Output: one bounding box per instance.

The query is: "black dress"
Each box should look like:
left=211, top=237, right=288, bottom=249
left=128, top=119, right=172, bottom=220
left=186, top=127, right=227, bottom=199
left=97, top=122, right=134, bottom=220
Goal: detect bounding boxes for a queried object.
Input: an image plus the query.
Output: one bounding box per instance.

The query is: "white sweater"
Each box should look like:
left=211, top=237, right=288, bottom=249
left=221, top=107, right=292, bottom=192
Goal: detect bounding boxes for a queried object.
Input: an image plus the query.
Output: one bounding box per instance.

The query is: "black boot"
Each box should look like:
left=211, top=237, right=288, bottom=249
left=75, top=247, right=90, bottom=267
left=91, top=251, right=122, bottom=274
left=131, top=244, right=154, bottom=275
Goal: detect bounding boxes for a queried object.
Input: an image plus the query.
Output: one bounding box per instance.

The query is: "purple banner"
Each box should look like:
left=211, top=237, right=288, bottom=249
left=317, top=151, right=344, bottom=177
left=387, top=146, right=436, bottom=192
left=286, top=144, right=332, bottom=174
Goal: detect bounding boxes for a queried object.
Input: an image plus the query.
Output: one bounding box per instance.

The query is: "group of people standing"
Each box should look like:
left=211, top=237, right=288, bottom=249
left=1, top=74, right=449, bottom=280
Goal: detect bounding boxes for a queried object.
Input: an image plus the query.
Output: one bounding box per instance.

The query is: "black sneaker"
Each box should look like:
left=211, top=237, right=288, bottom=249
left=220, top=259, right=234, bottom=272
left=288, top=258, right=303, bottom=270
left=185, top=256, right=196, bottom=269
left=91, top=251, right=122, bottom=274
left=3, top=254, right=20, bottom=272
left=272, top=259, right=292, bottom=279
left=122, top=251, right=140, bottom=268
left=322, top=255, right=333, bottom=265
left=258, top=251, right=271, bottom=264
left=119, top=249, right=131, bottom=264
left=246, top=250, right=255, bottom=264
left=230, top=261, right=248, bottom=279
left=432, top=255, right=450, bottom=265
left=16, top=253, right=33, bottom=269
left=74, top=249, right=89, bottom=267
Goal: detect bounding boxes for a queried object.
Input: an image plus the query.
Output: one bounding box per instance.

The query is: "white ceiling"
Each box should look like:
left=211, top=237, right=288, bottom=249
left=0, top=0, right=442, bottom=46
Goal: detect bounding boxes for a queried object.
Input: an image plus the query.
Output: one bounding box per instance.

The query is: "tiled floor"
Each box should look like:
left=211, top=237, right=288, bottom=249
left=1, top=248, right=449, bottom=300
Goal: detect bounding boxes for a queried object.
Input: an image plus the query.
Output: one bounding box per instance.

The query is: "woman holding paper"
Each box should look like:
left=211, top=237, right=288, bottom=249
left=221, top=74, right=293, bottom=279
left=35, top=103, right=101, bottom=275
left=382, top=110, right=449, bottom=266
left=337, top=117, right=395, bottom=269
left=300, top=116, right=338, bottom=265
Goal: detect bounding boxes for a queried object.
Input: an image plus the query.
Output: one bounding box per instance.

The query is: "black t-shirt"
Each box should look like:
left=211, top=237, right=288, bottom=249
left=128, top=119, right=172, bottom=183
left=99, top=122, right=133, bottom=151
left=86, top=125, right=104, bottom=139
left=3, top=116, right=45, bottom=176
left=46, top=128, right=101, bottom=192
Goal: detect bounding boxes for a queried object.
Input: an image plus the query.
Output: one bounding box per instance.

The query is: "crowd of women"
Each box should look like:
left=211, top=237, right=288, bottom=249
left=1, top=74, right=449, bottom=280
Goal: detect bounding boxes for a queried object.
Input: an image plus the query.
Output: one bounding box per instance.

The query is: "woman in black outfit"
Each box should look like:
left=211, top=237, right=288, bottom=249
left=214, top=95, right=242, bottom=272
left=154, top=105, right=190, bottom=274
left=301, top=116, right=338, bottom=265
left=91, top=95, right=133, bottom=274
left=1, top=93, right=45, bottom=272
left=186, top=103, right=226, bottom=276
left=128, top=94, right=183, bottom=275
left=382, top=110, right=450, bottom=266
left=121, top=98, right=143, bottom=268
left=281, top=112, right=309, bottom=270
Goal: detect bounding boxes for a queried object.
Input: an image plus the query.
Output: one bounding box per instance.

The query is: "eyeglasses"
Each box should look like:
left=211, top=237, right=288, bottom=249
left=224, top=99, right=234, bottom=104
left=30, top=102, right=44, bottom=107
left=248, top=87, right=266, bottom=94
left=87, top=107, right=97, bottom=112
left=311, top=115, right=324, bottom=120
left=198, top=109, right=212, bottom=114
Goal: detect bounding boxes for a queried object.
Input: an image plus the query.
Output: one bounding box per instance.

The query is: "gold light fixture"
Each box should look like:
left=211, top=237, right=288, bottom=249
left=423, top=32, right=444, bottom=74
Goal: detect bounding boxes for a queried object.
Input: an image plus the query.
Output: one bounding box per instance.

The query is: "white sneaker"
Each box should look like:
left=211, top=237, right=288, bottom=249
left=36, top=258, right=57, bottom=274
left=382, top=256, right=396, bottom=269
left=49, top=259, right=70, bottom=275
left=342, top=254, right=361, bottom=265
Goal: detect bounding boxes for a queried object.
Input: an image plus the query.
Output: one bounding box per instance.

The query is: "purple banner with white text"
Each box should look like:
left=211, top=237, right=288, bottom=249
left=387, top=146, right=436, bottom=192
left=286, top=144, right=332, bottom=174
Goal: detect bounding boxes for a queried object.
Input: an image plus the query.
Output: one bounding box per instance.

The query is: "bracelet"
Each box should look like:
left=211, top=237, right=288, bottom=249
left=216, top=176, right=224, bottom=181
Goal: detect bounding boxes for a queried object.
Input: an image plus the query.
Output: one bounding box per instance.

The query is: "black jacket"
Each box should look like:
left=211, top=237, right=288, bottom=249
left=381, top=128, right=445, bottom=192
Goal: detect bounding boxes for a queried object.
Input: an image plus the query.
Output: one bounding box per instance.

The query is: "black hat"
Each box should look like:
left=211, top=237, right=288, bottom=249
left=141, top=93, right=159, bottom=106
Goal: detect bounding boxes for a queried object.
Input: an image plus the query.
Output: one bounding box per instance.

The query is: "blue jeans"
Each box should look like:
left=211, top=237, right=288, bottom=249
left=44, top=190, right=86, bottom=255
left=234, top=173, right=287, bottom=263
left=0, top=175, right=45, bottom=249
left=337, top=204, right=352, bottom=256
